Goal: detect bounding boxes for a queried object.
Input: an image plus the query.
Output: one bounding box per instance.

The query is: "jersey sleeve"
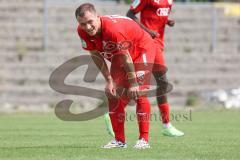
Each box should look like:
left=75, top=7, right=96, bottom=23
left=77, top=26, right=96, bottom=51
left=130, top=0, right=148, bottom=14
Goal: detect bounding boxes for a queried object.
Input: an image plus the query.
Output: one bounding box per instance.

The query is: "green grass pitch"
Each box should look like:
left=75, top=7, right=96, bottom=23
left=0, top=109, right=240, bottom=160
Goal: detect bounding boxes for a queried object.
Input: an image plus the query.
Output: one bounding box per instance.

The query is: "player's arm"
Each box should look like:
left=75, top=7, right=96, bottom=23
left=126, top=10, right=159, bottom=39
left=167, top=1, right=175, bottom=27
left=118, top=50, right=139, bottom=99
left=77, top=28, right=116, bottom=97
left=89, top=50, right=116, bottom=98
left=127, top=0, right=159, bottom=38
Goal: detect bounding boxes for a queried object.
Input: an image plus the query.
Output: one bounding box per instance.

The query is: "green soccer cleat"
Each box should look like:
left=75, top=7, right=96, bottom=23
left=162, top=124, right=184, bottom=137
left=104, top=113, right=115, bottom=137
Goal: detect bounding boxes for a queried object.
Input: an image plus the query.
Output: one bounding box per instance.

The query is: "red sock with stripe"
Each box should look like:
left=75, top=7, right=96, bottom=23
left=158, top=103, right=170, bottom=124
left=136, top=97, right=150, bottom=142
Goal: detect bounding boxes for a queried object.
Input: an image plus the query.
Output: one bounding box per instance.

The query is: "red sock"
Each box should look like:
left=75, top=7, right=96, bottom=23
left=158, top=103, right=170, bottom=124
left=136, top=97, right=150, bottom=142
left=109, top=111, right=125, bottom=143
left=109, top=98, right=127, bottom=143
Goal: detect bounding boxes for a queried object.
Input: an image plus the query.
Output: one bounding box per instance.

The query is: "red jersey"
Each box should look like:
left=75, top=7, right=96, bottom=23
left=77, top=15, right=154, bottom=62
left=130, top=0, right=173, bottom=49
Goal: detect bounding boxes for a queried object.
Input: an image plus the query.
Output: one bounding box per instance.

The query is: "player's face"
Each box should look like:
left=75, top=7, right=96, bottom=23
left=77, top=11, right=100, bottom=36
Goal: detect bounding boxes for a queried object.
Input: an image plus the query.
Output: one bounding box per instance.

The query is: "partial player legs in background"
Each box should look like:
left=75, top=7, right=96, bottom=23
left=104, top=113, right=115, bottom=137
left=153, top=72, right=184, bottom=137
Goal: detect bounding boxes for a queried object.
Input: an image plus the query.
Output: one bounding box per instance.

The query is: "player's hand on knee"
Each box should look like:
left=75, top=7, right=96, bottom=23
left=127, top=84, right=140, bottom=100
left=105, top=81, right=117, bottom=98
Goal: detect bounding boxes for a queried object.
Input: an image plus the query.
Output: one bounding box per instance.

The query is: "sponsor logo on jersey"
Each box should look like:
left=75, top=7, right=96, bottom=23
left=136, top=71, right=145, bottom=85
left=154, top=0, right=160, bottom=4
left=156, top=8, right=170, bottom=16
left=103, top=41, right=118, bottom=52
left=103, top=41, right=132, bottom=53
left=99, top=52, right=113, bottom=59
left=101, top=40, right=133, bottom=60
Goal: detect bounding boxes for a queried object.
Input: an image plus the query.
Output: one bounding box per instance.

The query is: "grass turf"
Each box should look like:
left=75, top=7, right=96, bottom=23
left=0, top=109, right=240, bottom=160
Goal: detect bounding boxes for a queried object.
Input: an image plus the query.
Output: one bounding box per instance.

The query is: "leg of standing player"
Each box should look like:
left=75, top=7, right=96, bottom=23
left=102, top=63, right=129, bottom=148
left=102, top=53, right=152, bottom=149
left=153, top=45, right=184, bottom=137
left=131, top=45, right=159, bottom=149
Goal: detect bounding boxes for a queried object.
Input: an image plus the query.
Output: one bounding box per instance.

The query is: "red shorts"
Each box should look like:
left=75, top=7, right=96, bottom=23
left=110, top=43, right=166, bottom=93
left=152, top=43, right=166, bottom=72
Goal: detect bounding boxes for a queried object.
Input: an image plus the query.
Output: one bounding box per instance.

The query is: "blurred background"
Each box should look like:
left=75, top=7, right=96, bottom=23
left=0, top=0, right=240, bottom=113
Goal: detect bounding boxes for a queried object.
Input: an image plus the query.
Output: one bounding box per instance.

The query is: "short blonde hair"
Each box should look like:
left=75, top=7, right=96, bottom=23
left=75, top=3, right=96, bottom=18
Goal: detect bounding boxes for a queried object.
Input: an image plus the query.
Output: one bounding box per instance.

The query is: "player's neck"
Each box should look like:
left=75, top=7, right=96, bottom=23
left=95, top=29, right=101, bottom=37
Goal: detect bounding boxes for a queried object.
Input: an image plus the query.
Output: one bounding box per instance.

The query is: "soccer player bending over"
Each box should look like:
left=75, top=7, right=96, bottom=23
left=75, top=3, right=162, bottom=149
left=126, top=0, right=184, bottom=137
